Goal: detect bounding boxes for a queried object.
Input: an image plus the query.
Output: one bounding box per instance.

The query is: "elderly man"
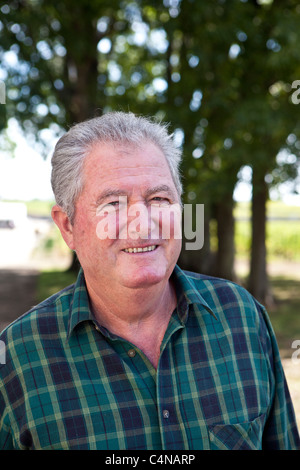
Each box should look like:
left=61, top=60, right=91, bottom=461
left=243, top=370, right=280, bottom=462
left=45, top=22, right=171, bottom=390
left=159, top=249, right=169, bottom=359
left=0, top=112, right=299, bottom=450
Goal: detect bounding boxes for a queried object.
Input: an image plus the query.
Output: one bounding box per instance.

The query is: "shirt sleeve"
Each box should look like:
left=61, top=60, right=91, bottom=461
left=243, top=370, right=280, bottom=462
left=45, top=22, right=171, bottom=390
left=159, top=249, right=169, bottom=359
left=257, top=302, right=300, bottom=450
left=0, top=328, right=18, bottom=450
left=0, top=407, right=15, bottom=450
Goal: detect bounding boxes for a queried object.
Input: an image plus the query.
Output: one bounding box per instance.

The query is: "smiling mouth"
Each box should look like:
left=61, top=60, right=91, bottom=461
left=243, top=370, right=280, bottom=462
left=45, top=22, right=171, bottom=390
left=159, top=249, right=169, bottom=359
left=123, top=245, right=158, bottom=253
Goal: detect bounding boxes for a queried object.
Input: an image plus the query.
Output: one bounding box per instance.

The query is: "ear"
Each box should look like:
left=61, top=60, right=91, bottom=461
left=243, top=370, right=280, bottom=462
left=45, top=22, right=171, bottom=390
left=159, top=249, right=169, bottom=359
left=51, top=205, right=75, bottom=250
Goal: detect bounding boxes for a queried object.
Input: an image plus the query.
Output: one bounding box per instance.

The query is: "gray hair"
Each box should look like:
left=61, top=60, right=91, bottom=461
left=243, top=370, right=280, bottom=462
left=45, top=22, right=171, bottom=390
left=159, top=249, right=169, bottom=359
left=51, top=111, right=183, bottom=222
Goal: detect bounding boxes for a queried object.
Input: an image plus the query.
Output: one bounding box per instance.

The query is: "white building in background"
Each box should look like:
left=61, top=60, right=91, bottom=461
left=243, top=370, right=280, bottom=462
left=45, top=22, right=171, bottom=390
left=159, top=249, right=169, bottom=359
left=0, top=201, right=27, bottom=228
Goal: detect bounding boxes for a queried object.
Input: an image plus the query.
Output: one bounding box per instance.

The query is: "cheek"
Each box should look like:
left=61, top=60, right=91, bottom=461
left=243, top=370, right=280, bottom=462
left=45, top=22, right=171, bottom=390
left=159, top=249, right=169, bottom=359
left=72, top=217, right=97, bottom=255
left=96, top=212, right=119, bottom=241
left=173, top=238, right=182, bottom=256
left=151, top=206, right=182, bottom=240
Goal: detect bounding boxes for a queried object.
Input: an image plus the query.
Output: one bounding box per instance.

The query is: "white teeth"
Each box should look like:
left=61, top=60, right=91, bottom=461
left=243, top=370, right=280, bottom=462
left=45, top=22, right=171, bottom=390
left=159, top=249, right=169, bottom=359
left=124, top=245, right=157, bottom=253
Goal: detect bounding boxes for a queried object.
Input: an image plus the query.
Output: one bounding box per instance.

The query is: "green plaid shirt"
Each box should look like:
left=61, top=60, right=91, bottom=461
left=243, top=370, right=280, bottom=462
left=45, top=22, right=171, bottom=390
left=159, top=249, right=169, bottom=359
left=0, top=265, right=299, bottom=450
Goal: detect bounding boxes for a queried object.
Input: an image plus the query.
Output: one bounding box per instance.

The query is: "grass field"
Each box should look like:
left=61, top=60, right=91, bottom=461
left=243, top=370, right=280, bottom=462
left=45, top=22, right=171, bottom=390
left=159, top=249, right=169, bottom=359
left=268, top=277, right=300, bottom=356
left=234, top=201, right=300, bottom=261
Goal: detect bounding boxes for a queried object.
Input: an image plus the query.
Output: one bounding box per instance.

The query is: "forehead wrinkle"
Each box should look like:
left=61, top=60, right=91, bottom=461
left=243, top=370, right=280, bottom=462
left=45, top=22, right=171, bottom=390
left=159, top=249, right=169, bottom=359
left=95, top=184, right=178, bottom=208
left=144, top=184, right=177, bottom=200
left=95, top=188, right=128, bottom=206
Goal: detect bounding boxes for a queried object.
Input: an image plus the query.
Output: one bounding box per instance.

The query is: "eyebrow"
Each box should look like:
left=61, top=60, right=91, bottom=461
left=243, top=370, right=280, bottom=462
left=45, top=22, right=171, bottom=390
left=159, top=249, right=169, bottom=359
left=95, top=189, right=128, bottom=207
left=95, top=185, right=177, bottom=206
left=144, top=185, right=178, bottom=200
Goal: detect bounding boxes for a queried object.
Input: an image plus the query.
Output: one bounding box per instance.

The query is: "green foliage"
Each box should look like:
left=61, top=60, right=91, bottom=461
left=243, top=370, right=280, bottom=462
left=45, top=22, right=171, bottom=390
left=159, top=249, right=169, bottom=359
left=266, top=221, right=300, bottom=261
left=2, top=0, right=300, bottom=183
left=24, top=199, right=54, bottom=216
left=234, top=219, right=300, bottom=261
left=1, top=0, right=300, bottom=284
left=213, top=201, right=300, bottom=261
left=37, top=270, right=77, bottom=303
left=268, top=277, right=300, bottom=355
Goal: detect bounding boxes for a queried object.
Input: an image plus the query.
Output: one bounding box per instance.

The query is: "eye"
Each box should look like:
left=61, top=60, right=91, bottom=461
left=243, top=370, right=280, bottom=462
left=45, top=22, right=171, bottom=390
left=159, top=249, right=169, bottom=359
left=96, top=201, right=120, bottom=216
left=150, top=197, right=170, bottom=206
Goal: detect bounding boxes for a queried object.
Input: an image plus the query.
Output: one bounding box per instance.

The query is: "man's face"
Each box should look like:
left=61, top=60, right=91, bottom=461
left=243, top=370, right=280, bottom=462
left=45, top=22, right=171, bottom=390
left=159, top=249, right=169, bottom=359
left=69, top=141, right=182, bottom=292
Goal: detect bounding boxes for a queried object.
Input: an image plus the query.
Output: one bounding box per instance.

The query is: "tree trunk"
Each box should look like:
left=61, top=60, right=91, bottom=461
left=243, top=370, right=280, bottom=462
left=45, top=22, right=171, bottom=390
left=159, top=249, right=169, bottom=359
left=248, top=169, right=273, bottom=306
left=61, top=21, right=100, bottom=274
left=214, top=195, right=236, bottom=281
left=178, top=203, right=214, bottom=275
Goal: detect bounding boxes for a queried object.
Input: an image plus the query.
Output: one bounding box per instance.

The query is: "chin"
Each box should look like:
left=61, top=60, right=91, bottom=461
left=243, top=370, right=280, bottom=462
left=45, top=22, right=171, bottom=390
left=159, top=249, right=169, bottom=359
left=121, top=266, right=169, bottom=289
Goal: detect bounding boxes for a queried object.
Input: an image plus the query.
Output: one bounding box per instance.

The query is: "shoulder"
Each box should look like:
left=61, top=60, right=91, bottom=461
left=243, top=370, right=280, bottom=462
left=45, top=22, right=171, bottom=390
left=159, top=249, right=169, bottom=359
left=0, top=283, right=75, bottom=367
left=183, top=269, right=256, bottom=302
left=181, top=268, right=266, bottom=324
left=181, top=268, right=275, bottom=357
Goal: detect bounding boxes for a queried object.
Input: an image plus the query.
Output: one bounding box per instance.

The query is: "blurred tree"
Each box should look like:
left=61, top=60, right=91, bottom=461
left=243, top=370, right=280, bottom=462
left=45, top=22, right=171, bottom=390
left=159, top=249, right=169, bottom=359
left=144, top=0, right=300, bottom=304
left=0, top=0, right=131, bottom=269
left=1, top=0, right=300, bottom=304
left=161, top=0, right=247, bottom=281
left=0, top=0, right=131, bottom=146
left=225, top=0, right=300, bottom=303
left=0, top=0, right=161, bottom=270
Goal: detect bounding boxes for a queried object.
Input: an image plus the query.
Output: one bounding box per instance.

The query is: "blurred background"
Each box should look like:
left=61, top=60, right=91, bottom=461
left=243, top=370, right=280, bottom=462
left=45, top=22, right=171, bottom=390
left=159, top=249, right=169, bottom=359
left=0, top=0, right=299, bottom=428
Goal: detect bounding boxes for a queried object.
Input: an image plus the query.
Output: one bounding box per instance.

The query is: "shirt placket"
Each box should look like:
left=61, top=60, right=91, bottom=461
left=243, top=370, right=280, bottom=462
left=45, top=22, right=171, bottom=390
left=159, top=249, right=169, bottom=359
left=93, top=323, right=163, bottom=449
left=156, top=313, right=187, bottom=450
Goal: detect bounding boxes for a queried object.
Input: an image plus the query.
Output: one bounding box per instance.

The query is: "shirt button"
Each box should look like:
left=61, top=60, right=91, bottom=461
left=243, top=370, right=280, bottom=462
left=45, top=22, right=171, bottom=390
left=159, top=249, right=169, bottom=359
left=163, top=409, right=170, bottom=419
left=127, top=348, right=136, bottom=358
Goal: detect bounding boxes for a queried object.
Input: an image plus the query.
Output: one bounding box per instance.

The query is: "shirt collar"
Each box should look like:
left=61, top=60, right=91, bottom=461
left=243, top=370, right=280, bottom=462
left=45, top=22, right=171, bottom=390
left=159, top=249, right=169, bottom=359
left=67, top=268, right=94, bottom=340
left=172, top=265, right=218, bottom=322
left=67, top=264, right=218, bottom=340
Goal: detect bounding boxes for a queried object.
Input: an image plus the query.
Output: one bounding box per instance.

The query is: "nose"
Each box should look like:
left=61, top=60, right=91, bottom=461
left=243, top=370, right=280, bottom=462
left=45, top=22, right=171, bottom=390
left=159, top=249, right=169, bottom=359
left=127, top=202, right=151, bottom=240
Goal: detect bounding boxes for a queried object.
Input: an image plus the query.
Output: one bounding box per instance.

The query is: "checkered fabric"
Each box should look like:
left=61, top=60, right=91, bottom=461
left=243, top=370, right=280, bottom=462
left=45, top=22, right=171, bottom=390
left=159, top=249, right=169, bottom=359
left=0, top=265, right=299, bottom=450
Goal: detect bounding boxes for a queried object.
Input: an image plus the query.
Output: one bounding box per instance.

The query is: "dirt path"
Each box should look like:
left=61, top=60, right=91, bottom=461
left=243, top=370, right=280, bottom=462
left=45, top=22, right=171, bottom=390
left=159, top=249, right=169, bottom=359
left=0, top=268, right=39, bottom=333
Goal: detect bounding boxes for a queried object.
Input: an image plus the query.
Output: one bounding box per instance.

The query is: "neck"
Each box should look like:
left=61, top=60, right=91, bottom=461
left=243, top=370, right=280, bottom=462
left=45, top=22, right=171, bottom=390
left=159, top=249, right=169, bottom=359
left=86, top=278, right=177, bottom=368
